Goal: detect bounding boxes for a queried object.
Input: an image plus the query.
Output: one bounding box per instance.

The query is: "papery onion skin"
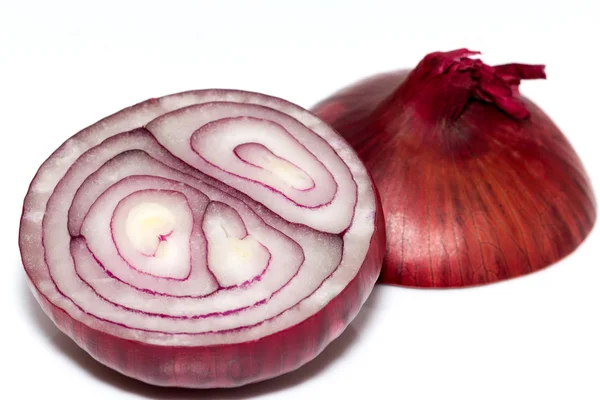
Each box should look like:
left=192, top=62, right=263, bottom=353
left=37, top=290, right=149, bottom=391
left=313, top=49, right=596, bottom=288
left=19, top=90, right=385, bottom=388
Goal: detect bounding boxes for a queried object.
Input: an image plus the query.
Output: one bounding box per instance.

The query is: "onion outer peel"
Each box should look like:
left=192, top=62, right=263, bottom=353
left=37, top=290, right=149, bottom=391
left=313, top=49, right=596, bottom=288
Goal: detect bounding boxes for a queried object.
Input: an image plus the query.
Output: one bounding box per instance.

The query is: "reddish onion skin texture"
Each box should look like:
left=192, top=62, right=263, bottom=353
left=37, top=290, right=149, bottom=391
left=313, top=49, right=596, bottom=288
left=19, top=90, right=384, bottom=388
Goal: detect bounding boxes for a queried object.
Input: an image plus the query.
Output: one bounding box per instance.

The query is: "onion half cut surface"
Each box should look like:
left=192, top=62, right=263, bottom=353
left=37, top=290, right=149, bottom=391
left=19, top=90, right=385, bottom=388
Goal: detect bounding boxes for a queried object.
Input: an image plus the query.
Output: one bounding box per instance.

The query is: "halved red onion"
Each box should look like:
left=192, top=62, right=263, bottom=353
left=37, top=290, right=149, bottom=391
left=312, top=50, right=596, bottom=287
left=19, top=90, right=385, bottom=388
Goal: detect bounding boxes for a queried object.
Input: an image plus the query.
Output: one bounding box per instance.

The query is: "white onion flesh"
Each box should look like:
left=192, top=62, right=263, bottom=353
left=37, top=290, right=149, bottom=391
left=20, top=90, right=378, bottom=349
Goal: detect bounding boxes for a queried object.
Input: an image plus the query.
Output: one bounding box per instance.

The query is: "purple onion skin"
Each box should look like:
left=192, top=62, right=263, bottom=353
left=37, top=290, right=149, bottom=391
left=25, top=207, right=384, bottom=388
left=313, top=50, right=596, bottom=288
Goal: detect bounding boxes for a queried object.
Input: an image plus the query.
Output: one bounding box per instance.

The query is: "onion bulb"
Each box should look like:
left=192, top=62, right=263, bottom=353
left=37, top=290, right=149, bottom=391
left=19, top=90, right=385, bottom=387
left=313, top=49, right=596, bottom=288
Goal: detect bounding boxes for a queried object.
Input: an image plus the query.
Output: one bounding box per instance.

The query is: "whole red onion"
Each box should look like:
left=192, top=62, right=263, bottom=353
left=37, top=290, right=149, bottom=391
left=313, top=49, right=596, bottom=288
left=19, top=90, right=385, bottom=387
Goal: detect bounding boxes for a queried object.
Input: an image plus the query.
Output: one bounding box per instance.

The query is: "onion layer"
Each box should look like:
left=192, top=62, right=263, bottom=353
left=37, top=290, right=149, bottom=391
left=313, top=49, right=596, bottom=288
left=20, top=90, right=385, bottom=387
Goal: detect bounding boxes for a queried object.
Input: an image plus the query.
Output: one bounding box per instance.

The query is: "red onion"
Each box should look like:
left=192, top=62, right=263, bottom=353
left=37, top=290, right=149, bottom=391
left=313, top=49, right=596, bottom=288
left=19, top=90, right=385, bottom=388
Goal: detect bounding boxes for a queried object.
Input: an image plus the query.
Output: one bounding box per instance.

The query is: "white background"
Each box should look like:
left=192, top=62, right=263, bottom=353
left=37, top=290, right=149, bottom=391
left=1, top=1, right=599, bottom=399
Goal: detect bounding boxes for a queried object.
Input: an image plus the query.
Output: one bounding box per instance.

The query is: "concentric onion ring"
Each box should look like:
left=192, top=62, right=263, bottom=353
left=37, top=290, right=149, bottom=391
left=19, top=90, right=385, bottom=388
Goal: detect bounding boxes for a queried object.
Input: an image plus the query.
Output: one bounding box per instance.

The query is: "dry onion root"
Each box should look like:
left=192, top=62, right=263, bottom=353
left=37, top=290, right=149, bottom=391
left=19, top=90, right=385, bottom=388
